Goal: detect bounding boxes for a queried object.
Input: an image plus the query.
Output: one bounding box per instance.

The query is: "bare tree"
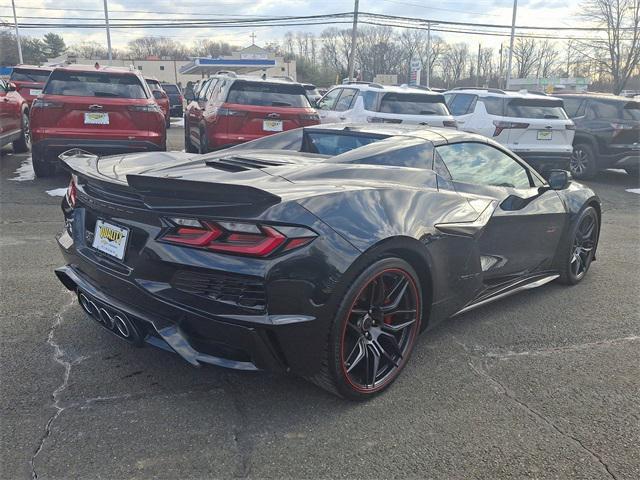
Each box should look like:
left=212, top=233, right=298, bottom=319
left=512, top=38, right=541, bottom=78
left=581, top=0, right=640, bottom=93
left=442, top=43, right=468, bottom=86
left=127, top=37, right=186, bottom=59
left=537, top=40, right=559, bottom=77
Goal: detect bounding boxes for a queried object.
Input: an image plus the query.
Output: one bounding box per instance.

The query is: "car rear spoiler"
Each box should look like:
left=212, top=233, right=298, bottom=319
left=60, top=149, right=281, bottom=210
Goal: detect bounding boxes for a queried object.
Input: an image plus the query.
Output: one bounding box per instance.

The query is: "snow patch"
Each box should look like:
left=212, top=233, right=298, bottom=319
left=626, top=188, right=640, bottom=195
left=46, top=188, right=67, bottom=197
left=9, top=156, right=35, bottom=182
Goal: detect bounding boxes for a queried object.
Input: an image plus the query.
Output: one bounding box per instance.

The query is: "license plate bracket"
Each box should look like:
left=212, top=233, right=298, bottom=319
left=537, top=130, right=553, bottom=140
left=263, top=119, right=283, bottom=132
left=92, top=220, right=129, bottom=260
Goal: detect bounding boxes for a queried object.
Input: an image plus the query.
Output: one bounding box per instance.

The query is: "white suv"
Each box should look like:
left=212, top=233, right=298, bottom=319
left=444, top=88, right=575, bottom=174
left=316, top=82, right=457, bottom=128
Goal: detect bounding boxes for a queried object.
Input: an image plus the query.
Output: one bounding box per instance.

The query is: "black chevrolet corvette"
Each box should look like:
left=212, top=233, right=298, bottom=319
left=55, top=124, right=601, bottom=399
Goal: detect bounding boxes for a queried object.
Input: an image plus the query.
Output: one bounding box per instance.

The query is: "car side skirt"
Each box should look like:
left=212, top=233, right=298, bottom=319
left=453, top=273, right=559, bottom=316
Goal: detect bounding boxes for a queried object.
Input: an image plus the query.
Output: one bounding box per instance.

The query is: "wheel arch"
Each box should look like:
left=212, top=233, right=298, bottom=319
left=356, top=236, right=435, bottom=331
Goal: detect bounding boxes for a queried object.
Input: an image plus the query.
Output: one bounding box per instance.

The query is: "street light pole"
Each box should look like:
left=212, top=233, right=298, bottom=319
left=346, top=0, right=359, bottom=82
left=11, top=0, right=23, bottom=64
left=505, top=0, right=518, bottom=89
left=103, top=0, right=113, bottom=61
left=426, top=21, right=431, bottom=88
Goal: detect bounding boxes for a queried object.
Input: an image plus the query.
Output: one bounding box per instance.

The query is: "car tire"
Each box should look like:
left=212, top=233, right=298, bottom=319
left=166, top=116, right=171, bottom=129
left=309, top=257, right=423, bottom=400
left=570, top=143, right=597, bottom=180
left=624, top=167, right=639, bottom=178
left=199, top=128, right=208, bottom=154
left=184, top=122, right=197, bottom=153
left=32, top=150, right=56, bottom=178
left=557, top=206, right=599, bottom=285
left=12, top=110, right=31, bottom=153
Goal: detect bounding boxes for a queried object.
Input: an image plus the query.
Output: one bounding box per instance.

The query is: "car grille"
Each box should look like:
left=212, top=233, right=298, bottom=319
left=171, top=270, right=267, bottom=311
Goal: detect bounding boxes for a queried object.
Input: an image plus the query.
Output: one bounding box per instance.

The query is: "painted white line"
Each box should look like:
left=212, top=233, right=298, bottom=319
left=626, top=188, right=640, bottom=195
left=46, top=188, right=67, bottom=197
left=9, top=156, right=34, bottom=182
left=171, top=118, right=185, bottom=127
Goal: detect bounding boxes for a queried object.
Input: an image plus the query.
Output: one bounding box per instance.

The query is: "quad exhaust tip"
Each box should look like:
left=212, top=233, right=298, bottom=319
left=77, top=291, right=142, bottom=345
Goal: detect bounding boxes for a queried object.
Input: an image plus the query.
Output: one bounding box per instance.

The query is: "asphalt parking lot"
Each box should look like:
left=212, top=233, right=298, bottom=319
left=1, top=121, right=639, bottom=479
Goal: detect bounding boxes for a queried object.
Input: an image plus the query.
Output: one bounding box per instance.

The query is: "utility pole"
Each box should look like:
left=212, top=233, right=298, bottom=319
left=346, top=0, right=359, bottom=82
left=505, top=0, right=518, bottom=89
left=11, top=0, right=23, bottom=64
left=103, top=0, right=113, bottom=61
left=498, top=44, right=504, bottom=89
left=476, top=43, right=481, bottom=87
left=426, top=21, right=431, bottom=88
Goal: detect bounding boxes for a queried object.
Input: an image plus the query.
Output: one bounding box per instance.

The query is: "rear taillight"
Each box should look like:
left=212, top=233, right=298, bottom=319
left=159, top=219, right=316, bottom=257
left=218, top=108, right=247, bottom=117
left=66, top=175, right=77, bottom=208
left=443, top=120, right=458, bottom=129
left=300, top=113, right=320, bottom=122
left=492, top=120, right=530, bottom=136
left=32, top=99, right=63, bottom=109
left=128, top=104, right=162, bottom=113
left=366, top=117, right=402, bottom=124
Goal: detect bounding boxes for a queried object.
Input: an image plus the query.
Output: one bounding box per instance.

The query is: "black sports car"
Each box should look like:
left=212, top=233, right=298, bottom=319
left=54, top=124, right=601, bottom=399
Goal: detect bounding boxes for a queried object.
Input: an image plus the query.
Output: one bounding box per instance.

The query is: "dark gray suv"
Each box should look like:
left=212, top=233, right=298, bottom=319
left=556, top=93, right=640, bottom=178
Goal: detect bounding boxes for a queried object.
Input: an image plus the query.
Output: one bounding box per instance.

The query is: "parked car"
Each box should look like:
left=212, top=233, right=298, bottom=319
left=444, top=88, right=575, bottom=175
left=145, top=77, right=171, bottom=129
left=161, top=82, right=184, bottom=117
left=303, top=83, right=322, bottom=104
left=316, top=82, right=457, bottom=128
left=30, top=64, right=166, bottom=177
left=554, top=93, right=640, bottom=178
left=0, top=79, right=30, bottom=153
left=8, top=65, right=53, bottom=106
left=55, top=123, right=601, bottom=399
left=184, top=73, right=320, bottom=153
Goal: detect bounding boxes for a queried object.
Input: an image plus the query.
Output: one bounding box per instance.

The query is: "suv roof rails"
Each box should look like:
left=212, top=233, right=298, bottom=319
left=215, top=70, right=237, bottom=77
left=451, top=87, right=506, bottom=94
left=344, top=81, right=384, bottom=89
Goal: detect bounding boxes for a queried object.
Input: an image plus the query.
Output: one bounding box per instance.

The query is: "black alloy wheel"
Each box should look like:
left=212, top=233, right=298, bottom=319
left=199, top=127, right=209, bottom=154
left=570, top=143, right=597, bottom=179
left=313, top=257, right=422, bottom=399
left=12, top=111, right=31, bottom=153
left=559, top=206, right=599, bottom=284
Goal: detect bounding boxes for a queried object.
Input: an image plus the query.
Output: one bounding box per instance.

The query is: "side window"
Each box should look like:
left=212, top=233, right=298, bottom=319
left=196, top=79, right=211, bottom=101
left=480, top=96, right=504, bottom=116
left=433, top=150, right=452, bottom=180
left=316, top=88, right=341, bottom=110
left=362, top=90, right=378, bottom=110
left=334, top=88, right=358, bottom=112
left=0, top=79, right=6, bottom=92
left=561, top=97, right=584, bottom=118
left=436, top=142, right=531, bottom=189
left=448, top=94, right=477, bottom=116
left=204, top=79, right=219, bottom=102
left=588, top=100, right=620, bottom=119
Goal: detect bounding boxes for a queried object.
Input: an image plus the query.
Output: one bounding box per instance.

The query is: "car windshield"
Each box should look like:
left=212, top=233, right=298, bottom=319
left=379, top=93, right=449, bottom=116
left=506, top=99, right=568, bottom=119
left=623, top=102, right=640, bottom=121
left=10, top=69, right=50, bottom=83
left=146, top=80, right=161, bottom=90
left=304, top=132, right=383, bottom=155
left=227, top=81, right=310, bottom=107
left=44, top=71, right=147, bottom=98
left=162, top=84, right=180, bottom=94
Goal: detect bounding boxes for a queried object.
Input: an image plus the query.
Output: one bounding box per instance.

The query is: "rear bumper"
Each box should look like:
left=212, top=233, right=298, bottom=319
left=513, top=151, right=571, bottom=174
left=599, top=146, right=640, bottom=169
left=33, top=138, right=165, bottom=163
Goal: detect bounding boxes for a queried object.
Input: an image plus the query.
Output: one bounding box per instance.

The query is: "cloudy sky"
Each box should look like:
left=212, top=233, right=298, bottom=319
left=1, top=0, right=587, bottom=51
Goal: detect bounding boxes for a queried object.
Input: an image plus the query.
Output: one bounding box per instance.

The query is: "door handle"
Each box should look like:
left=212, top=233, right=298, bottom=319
left=339, top=116, right=347, bottom=120
left=88, top=104, right=103, bottom=110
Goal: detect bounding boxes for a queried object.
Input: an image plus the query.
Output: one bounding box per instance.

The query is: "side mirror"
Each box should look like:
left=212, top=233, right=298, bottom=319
left=153, top=90, right=168, bottom=100
left=547, top=169, right=571, bottom=190
left=8, top=82, right=17, bottom=92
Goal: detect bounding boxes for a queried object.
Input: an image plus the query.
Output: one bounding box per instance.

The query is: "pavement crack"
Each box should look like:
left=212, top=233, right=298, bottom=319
left=453, top=337, right=618, bottom=480
left=225, top=374, right=252, bottom=479
left=30, top=293, right=79, bottom=480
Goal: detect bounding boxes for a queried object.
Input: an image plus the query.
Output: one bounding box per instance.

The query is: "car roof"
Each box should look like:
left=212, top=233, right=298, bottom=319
left=13, top=65, right=53, bottom=72
left=304, top=123, right=487, bottom=146
left=337, top=82, right=444, bottom=98
left=447, top=88, right=557, bottom=101
left=51, top=64, right=140, bottom=75
left=554, top=92, right=631, bottom=102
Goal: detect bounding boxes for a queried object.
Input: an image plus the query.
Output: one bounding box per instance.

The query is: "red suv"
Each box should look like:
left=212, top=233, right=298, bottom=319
left=145, top=77, right=171, bottom=129
left=30, top=65, right=166, bottom=177
left=0, top=79, right=30, bottom=153
left=185, top=74, right=319, bottom=153
left=8, top=65, right=52, bottom=106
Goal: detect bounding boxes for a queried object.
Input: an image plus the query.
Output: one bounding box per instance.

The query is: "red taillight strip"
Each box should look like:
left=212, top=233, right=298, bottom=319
left=162, top=225, right=222, bottom=246
left=207, top=226, right=286, bottom=256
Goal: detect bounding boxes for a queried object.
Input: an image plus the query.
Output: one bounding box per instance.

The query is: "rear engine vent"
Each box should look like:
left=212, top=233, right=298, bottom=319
left=206, top=156, right=290, bottom=172
left=171, top=270, right=267, bottom=310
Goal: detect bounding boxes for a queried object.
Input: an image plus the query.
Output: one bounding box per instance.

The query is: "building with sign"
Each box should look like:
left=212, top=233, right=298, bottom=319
left=508, top=77, right=591, bottom=93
